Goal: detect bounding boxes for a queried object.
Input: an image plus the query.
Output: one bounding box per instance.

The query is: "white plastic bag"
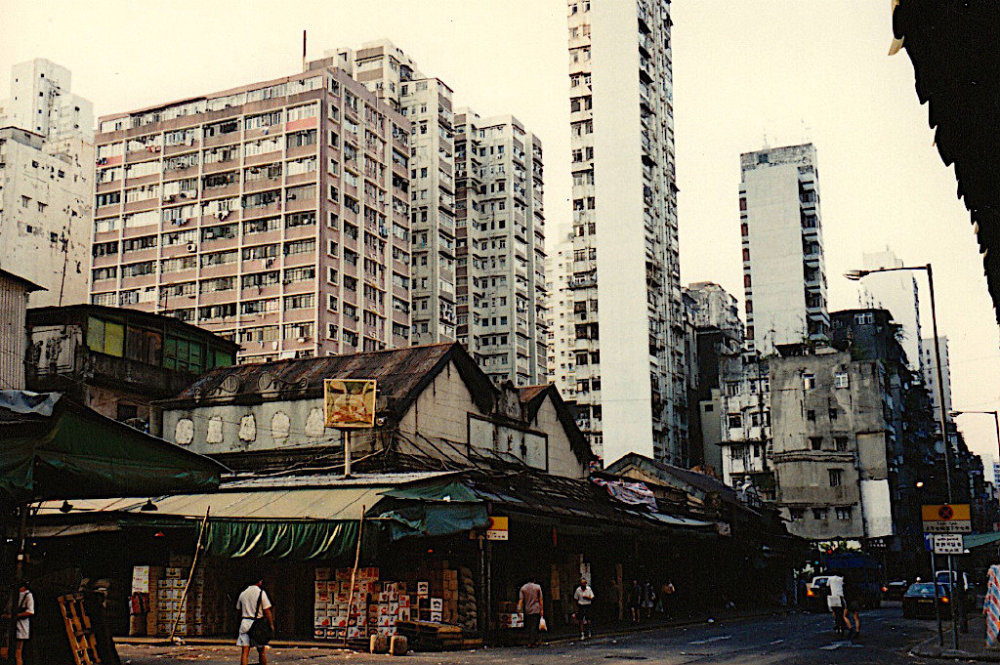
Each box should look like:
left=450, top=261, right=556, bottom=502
left=539, top=616, right=548, bottom=632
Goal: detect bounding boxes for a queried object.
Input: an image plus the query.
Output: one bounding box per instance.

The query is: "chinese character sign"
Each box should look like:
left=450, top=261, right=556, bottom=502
left=323, top=379, right=376, bottom=428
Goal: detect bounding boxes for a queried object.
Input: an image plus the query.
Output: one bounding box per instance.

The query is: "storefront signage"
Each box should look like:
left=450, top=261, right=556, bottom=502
left=323, top=379, right=376, bottom=428
left=486, top=515, right=508, bottom=541
left=921, top=503, right=972, bottom=533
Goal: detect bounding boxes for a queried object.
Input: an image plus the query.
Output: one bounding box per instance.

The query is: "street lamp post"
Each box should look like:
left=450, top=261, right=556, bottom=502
left=950, top=409, right=1000, bottom=467
left=846, top=262, right=958, bottom=648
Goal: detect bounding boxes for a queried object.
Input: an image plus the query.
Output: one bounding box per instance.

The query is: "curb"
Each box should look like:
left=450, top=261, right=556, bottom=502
left=909, top=629, right=1000, bottom=662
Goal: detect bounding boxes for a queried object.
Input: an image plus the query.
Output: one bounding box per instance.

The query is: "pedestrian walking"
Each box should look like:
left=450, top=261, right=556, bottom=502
left=842, top=578, right=862, bottom=640
left=660, top=579, right=676, bottom=620
left=574, top=578, right=595, bottom=639
left=628, top=580, right=643, bottom=623
left=826, top=574, right=846, bottom=637
left=642, top=581, right=656, bottom=619
left=1, top=581, right=34, bottom=665
left=236, top=575, right=274, bottom=665
left=518, top=576, right=544, bottom=647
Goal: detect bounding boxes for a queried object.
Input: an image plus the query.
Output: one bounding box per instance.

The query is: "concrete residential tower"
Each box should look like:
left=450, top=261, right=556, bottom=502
left=334, top=42, right=458, bottom=346
left=0, top=58, right=94, bottom=307
left=454, top=110, right=548, bottom=385
left=90, top=63, right=410, bottom=362
left=740, top=143, right=828, bottom=356
left=556, top=0, right=684, bottom=464
left=336, top=40, right=549, bottom=385
left=857, top=248, right=923, bottom=370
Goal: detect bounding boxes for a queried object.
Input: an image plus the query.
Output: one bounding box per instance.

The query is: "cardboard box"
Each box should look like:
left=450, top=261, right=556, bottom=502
left=315, top=568, right=332, bottom=581
left=398, top=608, right=411, bottom=621
left=399, top=596, right=410, bottom=608
left=165, top=567, right=184, bottom=579
left=314, top=628, right=326, bottom=639
left=429, top=611, right=442, bottom=622
left=429, top=598, right=443, bottom=612
left=416, top=582, right=429, bottom=597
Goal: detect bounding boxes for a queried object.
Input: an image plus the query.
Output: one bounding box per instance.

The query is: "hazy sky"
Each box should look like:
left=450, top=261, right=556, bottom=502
left=4, top=1, right=998, bottom=469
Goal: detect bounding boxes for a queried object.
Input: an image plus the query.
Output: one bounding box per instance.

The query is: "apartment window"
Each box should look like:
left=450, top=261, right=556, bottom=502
left=834, top=436, right=848, bottom=452
left=835, top=507, right=853, bottom=520
left=812, top=508, right=828, bottom=520
left=809, top=436, right=823, bottom=451
left=829, top=469, right=843, bottom=487
left=829, top=408, right=838, bottom=421
left=806, top=409, right=816, bottom=422
left=790, top=508, right=805, bottom=521
left=803, top=373, right=816, bottom=390
left=834, top=372, right=849, bottom=389
left=727, top=414, right=742, bottom=429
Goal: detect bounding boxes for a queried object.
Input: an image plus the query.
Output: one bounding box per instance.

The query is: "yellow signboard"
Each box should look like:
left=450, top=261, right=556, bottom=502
left=323, top=379, right=376, bottom=428
left=486, top=516, right=509, bottom=541
left=921, top=504, right=971, bottom=522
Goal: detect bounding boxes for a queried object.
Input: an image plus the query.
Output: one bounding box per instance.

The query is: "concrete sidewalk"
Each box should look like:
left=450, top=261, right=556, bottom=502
left=911, top=614, right=1000, bottom=661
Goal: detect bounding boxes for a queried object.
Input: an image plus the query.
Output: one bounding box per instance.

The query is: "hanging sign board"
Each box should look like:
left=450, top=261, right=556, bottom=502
left=323, top=379, right=376, bottom=428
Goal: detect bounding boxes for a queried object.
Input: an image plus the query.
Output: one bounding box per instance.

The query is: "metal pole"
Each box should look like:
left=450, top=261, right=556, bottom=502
left=994, top=412, right=999, bottom=472
left=343, top=506, right=365, bottom=648
left=932, top=548, right=943, bottom=646
left=925, top=264, right=959, bottom=650
left=344, top=430, right=352, bottom=478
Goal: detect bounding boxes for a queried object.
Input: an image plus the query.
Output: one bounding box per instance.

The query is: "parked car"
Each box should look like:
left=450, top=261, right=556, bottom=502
left=805, top=576, right=830, bottom=612
left=902, top=582, right=952, bottom=619
left=882, top=580, right=909, bottom=602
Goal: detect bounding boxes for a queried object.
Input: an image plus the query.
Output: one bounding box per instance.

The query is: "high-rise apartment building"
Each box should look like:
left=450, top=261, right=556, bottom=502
left=454, top=110, right=547, bottom=385
left=857, top=248, right=923, bottom=370
left=0, top=59, right=94, bottom=307
left=556, top=0, right=684, bottom=465
left=334, top=41, right=458, bottom=346
left=921, top=335, right=953, bottom=426
left=740, top=143, right=828, bottom=356
left=1, top=58, right=94, bottom=143
left=89, top=63, right=411, bottom=362
left=335, top=40, right=549, bottom=386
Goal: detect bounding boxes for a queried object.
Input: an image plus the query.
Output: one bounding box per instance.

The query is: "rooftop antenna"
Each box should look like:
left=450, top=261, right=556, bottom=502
left=302, top=30, right=307, bottom=71
left=762, top=129, right=769, bottom=150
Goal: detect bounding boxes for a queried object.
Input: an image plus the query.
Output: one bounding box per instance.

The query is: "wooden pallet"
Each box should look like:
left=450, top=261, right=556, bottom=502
left=58, top=593, right=101, bottom=665
left=395, top=620, right=465, bottom=651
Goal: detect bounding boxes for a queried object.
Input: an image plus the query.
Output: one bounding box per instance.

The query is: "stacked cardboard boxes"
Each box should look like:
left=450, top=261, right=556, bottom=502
left=131, top=565, right=163, bottom=636
left=312, top=567, right=380, bottom=641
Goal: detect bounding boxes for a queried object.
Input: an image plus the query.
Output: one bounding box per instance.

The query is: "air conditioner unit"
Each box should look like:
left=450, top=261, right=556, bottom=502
left=297, top=336, right=307, bottom=343
left=186, top=242, right=197, bottom=252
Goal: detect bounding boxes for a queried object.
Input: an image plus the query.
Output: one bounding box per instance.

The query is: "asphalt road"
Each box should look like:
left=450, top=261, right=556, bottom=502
left=118, top=605, right=942, bottom=665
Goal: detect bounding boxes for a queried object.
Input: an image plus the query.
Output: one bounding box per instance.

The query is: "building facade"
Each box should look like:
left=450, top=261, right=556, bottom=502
left=89, top=64, right=411, bottom=362
left=334, top=41, right=458, bottom=346
left=740, top=143, right=828, bottom=356
left=26, top=304, right=237, bottom=429
left=921, top=335, right=953, bottom=430
left=558, top=0, right=685, bottom=465
left=857, top=248, right=923, bottom=371
left=0, top=270, right=43, bottom=389
left=454, top=110, right=547, bottom=385
left=0, top=58, right=94, bottom=143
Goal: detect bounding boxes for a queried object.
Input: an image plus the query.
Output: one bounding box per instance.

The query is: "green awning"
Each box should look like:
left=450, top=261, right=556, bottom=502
left=380, top=479, right=479, bottom=503
left=372, top=502, right=489, bottom=541
left=205, top=520, right=359, bottom=559
left=964, top=532, right=1000, bottom=549
left=0, top=391, right=225, bottom=505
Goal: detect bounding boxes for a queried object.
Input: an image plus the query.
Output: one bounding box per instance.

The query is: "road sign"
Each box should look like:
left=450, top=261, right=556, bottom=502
left=922, top=504, right=972, bottom=533
left=924, top=533, right=935, bottom=551
left=486, top=516, right=508, bottom=541
left=933, top=533, right=965, bottom=555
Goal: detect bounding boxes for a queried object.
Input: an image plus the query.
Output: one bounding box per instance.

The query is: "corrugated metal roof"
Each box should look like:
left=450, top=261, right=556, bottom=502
left=157, top=343, right=497, bottom=420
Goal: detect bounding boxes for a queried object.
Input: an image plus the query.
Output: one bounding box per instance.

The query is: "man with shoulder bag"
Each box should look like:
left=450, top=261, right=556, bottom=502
left=236, top=575, right=274, bottom=665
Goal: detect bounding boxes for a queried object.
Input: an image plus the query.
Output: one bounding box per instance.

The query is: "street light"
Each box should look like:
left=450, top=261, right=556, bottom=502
left=950, top=409, right=1000, bottom=466
left=846, top=262, right=957, bottom=648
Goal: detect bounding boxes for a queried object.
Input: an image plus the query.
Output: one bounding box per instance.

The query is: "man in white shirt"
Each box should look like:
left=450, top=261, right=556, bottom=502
left=236, top=577, right=274, bottom=665
left=826, top=575, right=846, bottom=636
left=573, top=578, right=595, bottom=639
left=5, top=581, right=34, bottom=665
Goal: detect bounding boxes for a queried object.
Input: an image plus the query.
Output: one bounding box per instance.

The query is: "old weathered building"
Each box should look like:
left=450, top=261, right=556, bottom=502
left=154, top=342, right=591, bottom=479
left=0, top=270, right=43, bottom=389
left=26, top=304, right=237, bottom=429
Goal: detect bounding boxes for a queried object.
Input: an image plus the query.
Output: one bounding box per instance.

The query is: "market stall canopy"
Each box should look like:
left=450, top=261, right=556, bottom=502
left=0, top=391, right=227, bottom=505
left=963, top=532, right=1000, bottom=549
left=33, top=472, right=455, bottom=559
